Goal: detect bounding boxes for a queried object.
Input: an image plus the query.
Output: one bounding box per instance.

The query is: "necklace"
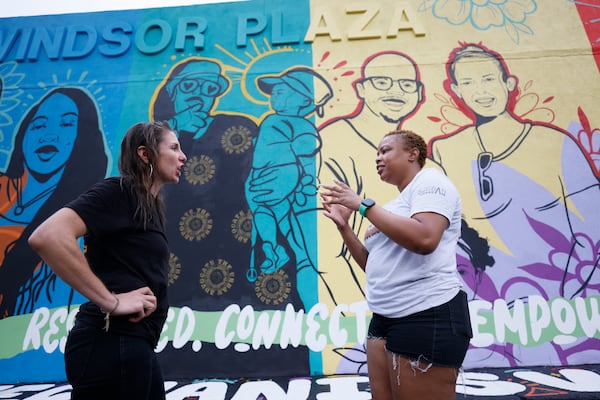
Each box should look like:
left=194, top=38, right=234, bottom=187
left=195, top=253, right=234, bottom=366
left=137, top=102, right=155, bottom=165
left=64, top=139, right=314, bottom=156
left=14, top=178, right=58, bottom=216
left=474, top=122, right=532, bottom=161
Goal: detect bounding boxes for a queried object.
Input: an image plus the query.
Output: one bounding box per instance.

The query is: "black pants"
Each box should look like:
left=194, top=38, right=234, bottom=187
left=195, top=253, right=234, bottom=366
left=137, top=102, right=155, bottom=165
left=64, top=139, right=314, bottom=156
left=65, top=322, right=165, bottom=400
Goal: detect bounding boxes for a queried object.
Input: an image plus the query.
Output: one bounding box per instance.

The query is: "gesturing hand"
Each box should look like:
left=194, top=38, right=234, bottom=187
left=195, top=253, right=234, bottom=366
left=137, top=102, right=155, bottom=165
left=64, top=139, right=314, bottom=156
left=320, top=179, right=362, bottom=210
left=320, top=179, right=361, bottom=229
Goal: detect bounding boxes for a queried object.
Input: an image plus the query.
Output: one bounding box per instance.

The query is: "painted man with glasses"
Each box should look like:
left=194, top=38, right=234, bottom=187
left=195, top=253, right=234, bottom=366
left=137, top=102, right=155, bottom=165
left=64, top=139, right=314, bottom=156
left=429, top=43, right=600, bottom=367
left=317, top=51, right=425, bottom=306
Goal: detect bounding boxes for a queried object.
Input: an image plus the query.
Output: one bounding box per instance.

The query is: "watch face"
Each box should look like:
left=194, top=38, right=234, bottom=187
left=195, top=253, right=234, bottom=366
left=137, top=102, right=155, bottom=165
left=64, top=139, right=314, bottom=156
left=362, top=198, right=376, bottom=208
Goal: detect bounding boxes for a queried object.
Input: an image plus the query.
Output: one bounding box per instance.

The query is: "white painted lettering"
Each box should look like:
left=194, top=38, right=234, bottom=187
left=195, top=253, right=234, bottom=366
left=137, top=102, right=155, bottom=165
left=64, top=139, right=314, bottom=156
left=280, top=303, right=304, bottom=349
left=315, top=376, right=370, bottom=400
left=252, top=310, right=281, bottom=349
left=22, top=308, right=50, bottom=351
left=172, top=306, right=195, bottom=349
left=494, top=298, right=528, bottom=344
left=528, top=295, right=551, bottom=342
left=329, top=304, right=348, bottom=346
left=468, top=300, right=494, bottom=347
left=215, top=304, right=239, bottom=349
left=305, top=303, right=328, bottom=351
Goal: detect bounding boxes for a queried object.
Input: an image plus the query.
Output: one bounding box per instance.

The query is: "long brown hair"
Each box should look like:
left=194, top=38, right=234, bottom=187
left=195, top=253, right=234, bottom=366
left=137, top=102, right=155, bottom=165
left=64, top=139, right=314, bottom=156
left=118, top=121, right=172, bottom=228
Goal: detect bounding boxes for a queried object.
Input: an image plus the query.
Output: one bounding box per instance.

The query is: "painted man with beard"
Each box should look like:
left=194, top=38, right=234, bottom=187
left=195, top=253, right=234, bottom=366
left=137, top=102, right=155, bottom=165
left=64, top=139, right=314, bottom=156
left=318, top=51, right=425, bottom=199
left=316, top=51, right=426, bottom=307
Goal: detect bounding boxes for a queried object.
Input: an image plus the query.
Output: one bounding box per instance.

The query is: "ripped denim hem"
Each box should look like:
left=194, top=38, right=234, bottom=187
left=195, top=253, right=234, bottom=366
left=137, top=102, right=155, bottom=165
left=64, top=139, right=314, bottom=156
left=387, top=351, right=464, bottom=390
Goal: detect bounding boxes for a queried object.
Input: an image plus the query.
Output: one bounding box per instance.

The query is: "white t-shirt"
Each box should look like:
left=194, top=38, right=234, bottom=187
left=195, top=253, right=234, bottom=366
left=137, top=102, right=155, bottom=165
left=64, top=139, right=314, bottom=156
left=364, top=168, right=462, bottom=318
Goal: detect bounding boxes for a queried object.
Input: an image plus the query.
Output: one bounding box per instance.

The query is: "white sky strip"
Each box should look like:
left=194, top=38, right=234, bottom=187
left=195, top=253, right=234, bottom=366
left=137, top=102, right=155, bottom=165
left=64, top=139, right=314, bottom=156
left=1, top=0, right=243, bottom=18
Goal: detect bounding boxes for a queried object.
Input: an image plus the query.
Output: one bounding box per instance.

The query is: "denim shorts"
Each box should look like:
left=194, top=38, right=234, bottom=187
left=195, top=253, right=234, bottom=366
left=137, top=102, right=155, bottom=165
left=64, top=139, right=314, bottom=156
left=368, top=290, right=473, bottom=368
left=65, top=320, right=165, bottom=400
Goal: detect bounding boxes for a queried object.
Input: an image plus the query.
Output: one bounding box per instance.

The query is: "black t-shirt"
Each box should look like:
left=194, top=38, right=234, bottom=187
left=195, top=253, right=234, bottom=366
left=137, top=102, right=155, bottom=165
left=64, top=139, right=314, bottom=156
left=66, top=176, right=169, bottom=345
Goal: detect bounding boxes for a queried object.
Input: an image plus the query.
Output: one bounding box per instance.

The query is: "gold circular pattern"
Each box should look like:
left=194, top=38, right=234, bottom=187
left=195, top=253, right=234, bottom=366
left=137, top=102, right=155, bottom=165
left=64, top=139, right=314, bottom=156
left=168, top=253, right=181, bottom=286
left=199, top=259, right=235, bottom=296
left=179, top=208, right=212, bottom=241
left=255, top=270, right=291, bottom=305
left=184, top=155, right=215, bottom=185
left=221, top=125, right=253, bottom=154
left=231, top=209, right=253, bottom=244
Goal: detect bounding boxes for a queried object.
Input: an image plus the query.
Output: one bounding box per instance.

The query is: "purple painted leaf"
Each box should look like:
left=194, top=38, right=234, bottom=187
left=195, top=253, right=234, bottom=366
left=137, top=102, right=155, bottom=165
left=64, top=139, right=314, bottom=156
left=519, top=262, right=574, bottom=281
left=524, top=210, right=571, bottom=252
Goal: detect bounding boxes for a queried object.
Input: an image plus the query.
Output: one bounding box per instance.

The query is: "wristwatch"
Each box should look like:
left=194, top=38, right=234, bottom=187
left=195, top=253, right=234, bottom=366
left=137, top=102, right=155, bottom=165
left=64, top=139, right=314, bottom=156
left=358, top=198, right=376, bottom=217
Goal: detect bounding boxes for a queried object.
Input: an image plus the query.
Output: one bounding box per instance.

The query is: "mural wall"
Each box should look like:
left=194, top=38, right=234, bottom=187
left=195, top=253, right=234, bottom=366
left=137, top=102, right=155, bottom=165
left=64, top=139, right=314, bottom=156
left=0, top=0, right=599, bottom=384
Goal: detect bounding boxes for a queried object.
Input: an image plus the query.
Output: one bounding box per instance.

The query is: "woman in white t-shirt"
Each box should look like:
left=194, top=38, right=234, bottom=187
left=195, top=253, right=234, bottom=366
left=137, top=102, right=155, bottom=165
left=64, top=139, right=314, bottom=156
left=321, top=129, right=471, bottom=400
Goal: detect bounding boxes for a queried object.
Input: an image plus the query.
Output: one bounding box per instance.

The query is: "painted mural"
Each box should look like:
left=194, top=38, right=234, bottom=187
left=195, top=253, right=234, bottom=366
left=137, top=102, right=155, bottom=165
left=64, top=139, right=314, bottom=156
left=0, top=0, right=599, bottom=388
left=4, top=365, right=600, bottom=399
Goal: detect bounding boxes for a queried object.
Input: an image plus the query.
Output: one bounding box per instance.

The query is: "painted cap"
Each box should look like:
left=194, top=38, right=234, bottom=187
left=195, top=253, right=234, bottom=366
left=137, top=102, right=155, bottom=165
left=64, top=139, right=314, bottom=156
left=258, top=67, right=332, bottom=117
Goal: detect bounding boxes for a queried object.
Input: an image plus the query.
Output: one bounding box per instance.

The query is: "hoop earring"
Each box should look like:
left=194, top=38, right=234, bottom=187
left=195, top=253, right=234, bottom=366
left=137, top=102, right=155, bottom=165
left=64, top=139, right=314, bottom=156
left=149, top=164, right=154, bottom=177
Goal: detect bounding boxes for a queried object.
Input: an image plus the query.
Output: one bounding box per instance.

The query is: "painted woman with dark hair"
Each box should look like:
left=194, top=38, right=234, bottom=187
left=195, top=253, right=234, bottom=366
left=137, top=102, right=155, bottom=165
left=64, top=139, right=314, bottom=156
left=0, top=87, right=108, bottom=318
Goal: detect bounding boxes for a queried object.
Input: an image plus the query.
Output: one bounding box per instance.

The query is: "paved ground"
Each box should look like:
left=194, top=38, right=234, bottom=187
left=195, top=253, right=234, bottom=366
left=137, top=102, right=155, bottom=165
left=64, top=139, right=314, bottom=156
left=1, top=364, right=599, bottom=399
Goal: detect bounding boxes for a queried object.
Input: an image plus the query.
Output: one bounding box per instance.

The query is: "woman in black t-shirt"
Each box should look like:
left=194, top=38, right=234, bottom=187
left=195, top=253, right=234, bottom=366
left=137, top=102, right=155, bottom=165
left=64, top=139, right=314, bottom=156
left=28, top=121, right=187, bottom=400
